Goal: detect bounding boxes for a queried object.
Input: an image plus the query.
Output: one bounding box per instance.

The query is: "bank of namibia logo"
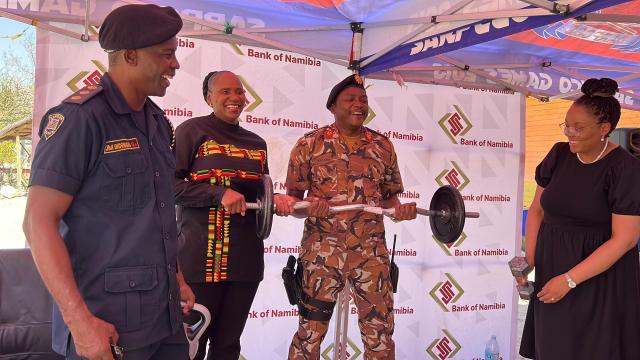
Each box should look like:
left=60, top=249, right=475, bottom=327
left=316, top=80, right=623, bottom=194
left=435, top=161, right=469, bottom=190
left=438, top=105, right=472, bottom=144
left=322, top=338, right=362, bottom=360
left=429, top=273, right=464, bottom=312
left=427, top=329, right=461, bottom=360
left=237, top=76, right=263, bottom=112
left=67, top=60, right=106, bottom=92
left=433, top=232, right=467, bottom=256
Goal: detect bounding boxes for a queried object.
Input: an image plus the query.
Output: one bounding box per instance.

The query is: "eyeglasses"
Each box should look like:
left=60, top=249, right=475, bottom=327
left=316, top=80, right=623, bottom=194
left=558, top=122, right=602, bottom=135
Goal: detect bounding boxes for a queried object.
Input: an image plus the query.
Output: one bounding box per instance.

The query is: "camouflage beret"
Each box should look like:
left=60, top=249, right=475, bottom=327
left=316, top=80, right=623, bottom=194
left=99, top=4, right=183, bottom=51
left=326, top=74, right=366, bottom=109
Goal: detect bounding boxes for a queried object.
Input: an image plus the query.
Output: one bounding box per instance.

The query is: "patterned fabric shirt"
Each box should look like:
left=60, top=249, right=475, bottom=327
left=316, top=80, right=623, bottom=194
left=175, top=114, right=268, bottom=283
left=286, top=124, right=403, bottom=248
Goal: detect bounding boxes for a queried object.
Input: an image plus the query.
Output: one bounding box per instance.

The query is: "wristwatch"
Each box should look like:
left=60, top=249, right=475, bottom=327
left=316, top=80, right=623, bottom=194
left=564, top=273, right=577, bottom=289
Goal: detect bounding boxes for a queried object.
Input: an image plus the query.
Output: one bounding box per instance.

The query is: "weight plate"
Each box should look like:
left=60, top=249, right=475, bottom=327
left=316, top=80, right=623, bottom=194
left=429, top=185, right=466, bottom=244
left=256, top=174, right=274, bottom=239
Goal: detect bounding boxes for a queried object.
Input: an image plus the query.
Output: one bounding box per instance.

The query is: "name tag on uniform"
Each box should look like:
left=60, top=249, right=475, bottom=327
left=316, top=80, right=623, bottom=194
left=104, top=138, right=140, bottom=154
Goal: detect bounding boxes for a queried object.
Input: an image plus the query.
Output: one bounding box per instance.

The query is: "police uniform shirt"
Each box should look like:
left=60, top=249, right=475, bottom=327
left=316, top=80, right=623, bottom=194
left=175, top=114, right=268, bottom=284
left=29, top=73, right=182, bottom=353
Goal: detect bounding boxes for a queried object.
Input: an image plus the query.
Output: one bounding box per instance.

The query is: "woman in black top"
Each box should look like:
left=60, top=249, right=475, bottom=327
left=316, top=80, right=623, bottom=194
left=520, top=78, right=640, bottom=359
left=175, top=71, right=294, bottom=360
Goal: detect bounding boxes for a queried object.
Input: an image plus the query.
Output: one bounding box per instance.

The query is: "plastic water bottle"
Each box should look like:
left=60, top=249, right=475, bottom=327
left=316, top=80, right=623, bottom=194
left=484, top=335, right=500, bottom=360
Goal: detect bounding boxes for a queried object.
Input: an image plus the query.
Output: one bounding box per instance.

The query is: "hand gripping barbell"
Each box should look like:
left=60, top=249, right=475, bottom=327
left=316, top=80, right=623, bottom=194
left=247, top=175, right=479, bottom=243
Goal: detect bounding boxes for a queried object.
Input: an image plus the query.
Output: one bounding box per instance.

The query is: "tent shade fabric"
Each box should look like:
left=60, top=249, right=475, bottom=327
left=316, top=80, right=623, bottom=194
left=2, top=0, right=639, bottom=108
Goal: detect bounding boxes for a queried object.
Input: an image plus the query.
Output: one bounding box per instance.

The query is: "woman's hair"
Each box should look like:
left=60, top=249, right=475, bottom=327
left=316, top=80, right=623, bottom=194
left=202, top=71, right=219, bottom=103
left=575, top=78, right=621, bottom=134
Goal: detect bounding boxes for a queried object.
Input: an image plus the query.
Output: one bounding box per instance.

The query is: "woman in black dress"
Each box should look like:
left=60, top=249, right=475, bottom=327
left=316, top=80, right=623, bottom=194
left=175, top=71, right=295, bottom=360
left=520, top=78, right=640, bottom=359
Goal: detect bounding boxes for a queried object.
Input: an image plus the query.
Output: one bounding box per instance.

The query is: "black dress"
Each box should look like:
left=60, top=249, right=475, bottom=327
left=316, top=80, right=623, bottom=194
left=520, top=142, right=640, bottom=360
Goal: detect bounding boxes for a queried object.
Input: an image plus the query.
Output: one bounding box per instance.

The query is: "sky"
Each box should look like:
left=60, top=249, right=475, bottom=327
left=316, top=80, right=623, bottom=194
left=0, top=17, right=36, bottom=64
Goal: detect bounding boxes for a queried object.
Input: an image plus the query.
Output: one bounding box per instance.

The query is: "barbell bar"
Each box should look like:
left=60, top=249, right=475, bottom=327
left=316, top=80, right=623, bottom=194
left=248, top=174, right=479, bottom=243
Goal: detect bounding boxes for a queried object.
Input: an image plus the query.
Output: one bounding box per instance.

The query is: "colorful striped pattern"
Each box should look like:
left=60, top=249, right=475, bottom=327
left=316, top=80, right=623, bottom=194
left=191, top=168, right=262, bottom=182
left=196, top=139, right=266, bottom=169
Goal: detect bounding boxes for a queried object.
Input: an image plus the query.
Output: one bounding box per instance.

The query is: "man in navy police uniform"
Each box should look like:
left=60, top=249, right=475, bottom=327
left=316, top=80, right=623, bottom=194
left=23, top=4, right=195, bottom=360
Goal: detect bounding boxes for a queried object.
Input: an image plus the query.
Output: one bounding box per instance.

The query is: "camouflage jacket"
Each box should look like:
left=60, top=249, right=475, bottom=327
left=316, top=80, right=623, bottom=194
left=286, top=124, right=403, bottom=242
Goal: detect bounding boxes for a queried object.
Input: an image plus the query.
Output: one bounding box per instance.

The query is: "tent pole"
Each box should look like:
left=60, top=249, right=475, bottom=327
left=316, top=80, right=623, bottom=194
left=434, top=54, right=545, bottom=100
left=81, top=0, right=91, bottom=42
left=348, top=22, right=364, bottom=72
left=360, top=0, right=474, bottom=68
left=15, top=134, right=22, bottom=191
left=577, top=14, right=640, bottom=24
left=434, top=8, right=557, bottom=22
left=0, top=10, right=85, bottom=40
left=519, top=0, right=569, bottom=14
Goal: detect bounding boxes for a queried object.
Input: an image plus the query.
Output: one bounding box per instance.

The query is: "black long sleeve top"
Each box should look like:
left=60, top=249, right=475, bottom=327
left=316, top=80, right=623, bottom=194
left=175, top=114, right=269, bottom=283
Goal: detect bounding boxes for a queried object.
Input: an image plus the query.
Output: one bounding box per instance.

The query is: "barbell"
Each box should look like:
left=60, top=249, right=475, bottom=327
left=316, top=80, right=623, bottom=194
left=247, top=174, right=479, bottom=243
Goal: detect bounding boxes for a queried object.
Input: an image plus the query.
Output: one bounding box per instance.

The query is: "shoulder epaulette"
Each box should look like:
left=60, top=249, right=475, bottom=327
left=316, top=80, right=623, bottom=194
left=305, top=125, right=331, bottom=137
left=63, top=85, right=103, bottom=105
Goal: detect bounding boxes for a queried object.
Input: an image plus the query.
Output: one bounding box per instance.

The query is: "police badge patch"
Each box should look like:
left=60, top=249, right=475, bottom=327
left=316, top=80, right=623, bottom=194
left=44, top=113, right=65, bottom=140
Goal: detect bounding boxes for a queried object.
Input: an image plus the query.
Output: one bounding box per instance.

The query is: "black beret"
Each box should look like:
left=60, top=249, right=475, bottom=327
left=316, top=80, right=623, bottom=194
left=326, top=74, right=366, bottom=109
left=99, top=4, right=183, bottom=51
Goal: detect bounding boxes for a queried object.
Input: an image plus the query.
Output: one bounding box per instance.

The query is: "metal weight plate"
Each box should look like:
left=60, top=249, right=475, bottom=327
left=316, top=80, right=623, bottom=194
left=429, top=185, right=466, bottom=244
left=256, top=174, right=274, bottom=239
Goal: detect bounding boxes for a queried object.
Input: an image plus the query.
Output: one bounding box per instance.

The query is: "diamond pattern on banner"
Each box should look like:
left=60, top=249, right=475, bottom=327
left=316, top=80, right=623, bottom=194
left=401, top=224, right=418, bottom=245
left=222, top=45, right=245, bottom=71
left=477, top=261, right=492, bottom=276
left=414, top=149, right=431, bottom=170
left=483, top=95, right=508, bottom=129
left=322, top=65, right=342, bottom=92
left=416, top=93, right=434, bottom=119
left=491, top=201, right=505, bottom=213
left=475, top=311, right=487, bottom=324
left=451, top=94, right=473, bottom=118
left=36, top=32, right=524, bottom=359
left=273, top=87, right=295, bottom=114
left=485, top=290, right=499, bottom=303
left=178, top=45, right=203, bottom=78
left=374, top=95, right=394, bottom=122
left=481, top=157, right=498, bottom=178
left=283, top=63, right=306, bottom=87
left=407, top=321, right=420, bottom=337
left=402, top=164, right=421, bottom=188
left=479, top=210, right=493, bottom=227
left=406, top=106, right=424, bottom=131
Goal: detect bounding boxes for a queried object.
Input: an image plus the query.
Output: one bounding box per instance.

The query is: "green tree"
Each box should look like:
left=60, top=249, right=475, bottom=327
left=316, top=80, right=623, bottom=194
left=0, top=31, right=35, bottom=185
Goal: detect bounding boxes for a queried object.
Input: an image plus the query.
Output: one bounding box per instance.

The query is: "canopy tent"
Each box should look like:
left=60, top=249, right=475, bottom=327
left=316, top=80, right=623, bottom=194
left=1, top=0, right=639, bottom=109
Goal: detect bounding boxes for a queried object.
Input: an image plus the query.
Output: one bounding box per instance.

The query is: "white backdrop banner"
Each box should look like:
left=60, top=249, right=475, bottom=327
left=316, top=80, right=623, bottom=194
left=35, top=30, right=525, bottom=360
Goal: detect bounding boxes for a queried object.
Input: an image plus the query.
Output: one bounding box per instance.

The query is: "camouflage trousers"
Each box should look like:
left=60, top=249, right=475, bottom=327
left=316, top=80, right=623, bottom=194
left=288, top=233, right=395, bottom=360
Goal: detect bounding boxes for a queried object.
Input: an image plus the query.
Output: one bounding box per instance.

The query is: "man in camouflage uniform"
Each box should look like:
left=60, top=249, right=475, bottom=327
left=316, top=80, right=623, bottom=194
left=284, top=74, right=417, bottom=359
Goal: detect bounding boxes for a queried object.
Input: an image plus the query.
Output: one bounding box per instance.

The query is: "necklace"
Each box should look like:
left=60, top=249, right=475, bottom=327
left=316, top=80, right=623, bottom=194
left=577, top=138, right=609, bottom=164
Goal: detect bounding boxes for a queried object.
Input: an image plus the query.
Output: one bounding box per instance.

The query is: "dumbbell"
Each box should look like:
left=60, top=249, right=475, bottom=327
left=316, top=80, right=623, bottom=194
left=508, top=256, right=534, bottom=300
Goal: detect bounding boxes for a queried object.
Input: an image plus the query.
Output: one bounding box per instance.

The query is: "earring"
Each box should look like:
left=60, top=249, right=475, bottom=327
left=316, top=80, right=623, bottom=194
left=601, top=135, right=605, bottom=142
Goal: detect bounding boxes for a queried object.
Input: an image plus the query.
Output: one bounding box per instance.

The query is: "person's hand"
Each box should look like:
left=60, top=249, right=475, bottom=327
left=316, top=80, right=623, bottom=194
left=537, top=274, right=571, bottom=304
left=303, top=196, right=331, bottom=217
left=274, top=194, right=297, bottom=216
left=221, top=188, right=246, bottom=215
left=392, top=202, right=417, bottom=221
left=177, top=273, right=195, bottom=315
left=68, top=310, right=119, bottom=360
